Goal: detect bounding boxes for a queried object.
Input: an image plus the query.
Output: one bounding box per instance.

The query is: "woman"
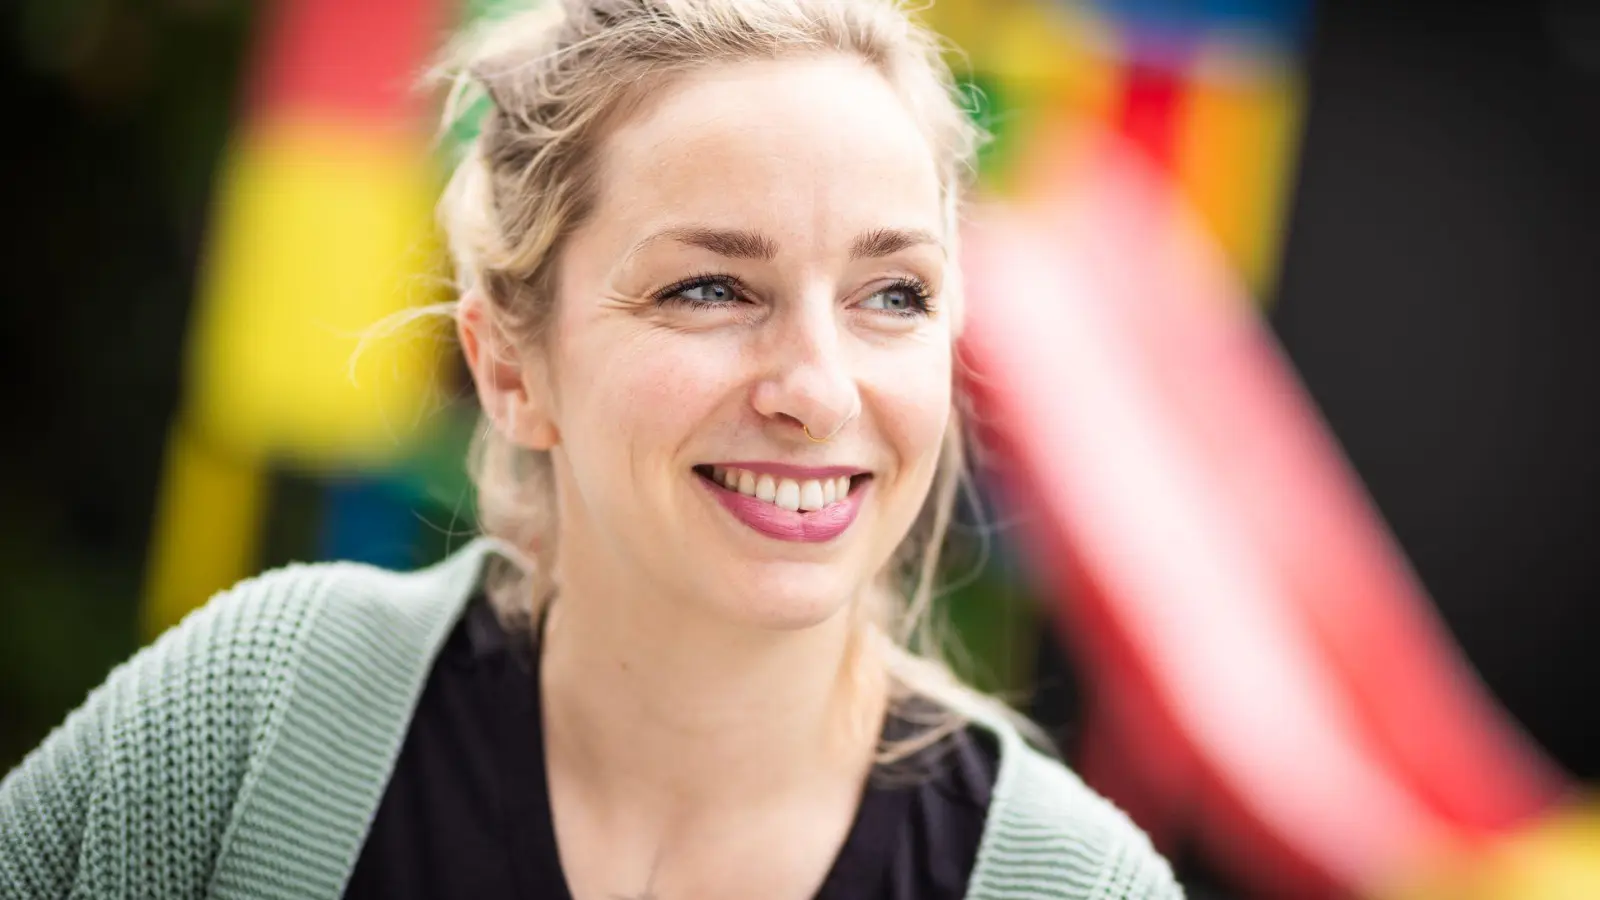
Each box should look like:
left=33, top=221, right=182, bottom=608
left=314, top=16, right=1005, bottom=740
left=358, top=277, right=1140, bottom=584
left=0, top=1, right=1180, bottom=897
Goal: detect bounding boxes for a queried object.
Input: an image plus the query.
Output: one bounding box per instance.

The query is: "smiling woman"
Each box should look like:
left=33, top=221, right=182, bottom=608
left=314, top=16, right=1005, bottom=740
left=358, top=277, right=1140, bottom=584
left=0, top=2, right=1179, bottom=898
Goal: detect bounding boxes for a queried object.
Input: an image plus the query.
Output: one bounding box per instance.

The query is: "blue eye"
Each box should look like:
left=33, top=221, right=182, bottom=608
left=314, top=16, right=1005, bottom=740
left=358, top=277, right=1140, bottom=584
left=655, top=275, right=746, bottom=308
left=679, top=281, right=736, bottom=304
left=860, top=279, right=932, bottom=316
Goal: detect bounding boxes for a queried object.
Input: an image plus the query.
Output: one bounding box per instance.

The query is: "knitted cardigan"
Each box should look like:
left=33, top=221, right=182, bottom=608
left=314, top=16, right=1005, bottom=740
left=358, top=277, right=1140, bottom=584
left=0, top=538, right=1181, bottom=899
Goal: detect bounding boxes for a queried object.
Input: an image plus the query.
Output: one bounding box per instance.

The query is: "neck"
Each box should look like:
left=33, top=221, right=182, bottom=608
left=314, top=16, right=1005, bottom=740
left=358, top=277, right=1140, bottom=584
left=537, top=550, right=888, bottom=823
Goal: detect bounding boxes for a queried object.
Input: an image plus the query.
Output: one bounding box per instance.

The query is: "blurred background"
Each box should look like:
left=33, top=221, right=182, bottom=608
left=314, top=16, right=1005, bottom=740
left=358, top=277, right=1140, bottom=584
left=1, top=0, right=1596, bottom=896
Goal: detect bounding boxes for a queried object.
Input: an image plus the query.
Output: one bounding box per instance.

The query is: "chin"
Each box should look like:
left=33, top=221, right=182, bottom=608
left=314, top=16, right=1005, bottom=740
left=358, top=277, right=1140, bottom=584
left=711, top=566, right=858, bottom=633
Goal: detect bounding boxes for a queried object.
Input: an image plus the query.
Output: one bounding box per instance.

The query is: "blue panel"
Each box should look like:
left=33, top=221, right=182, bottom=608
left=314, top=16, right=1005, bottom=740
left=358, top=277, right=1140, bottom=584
left=318, top=475, right=419, bottom=569
left=1076, top=0, right=1314, bottom=51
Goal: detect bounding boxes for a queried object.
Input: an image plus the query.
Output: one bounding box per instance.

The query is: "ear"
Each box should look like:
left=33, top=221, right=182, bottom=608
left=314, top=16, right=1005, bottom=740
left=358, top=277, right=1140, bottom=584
left=457, top=290, right=559, bottom=450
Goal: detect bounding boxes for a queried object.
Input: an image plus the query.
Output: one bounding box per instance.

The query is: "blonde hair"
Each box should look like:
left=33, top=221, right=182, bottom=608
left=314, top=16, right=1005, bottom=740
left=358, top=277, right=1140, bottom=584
left=431, top=0, right=1039, bottom=756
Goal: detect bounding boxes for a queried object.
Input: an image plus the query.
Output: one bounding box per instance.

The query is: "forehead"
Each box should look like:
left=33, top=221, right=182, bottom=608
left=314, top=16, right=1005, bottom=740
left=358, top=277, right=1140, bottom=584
left=587, top=55, right=946, bottom=255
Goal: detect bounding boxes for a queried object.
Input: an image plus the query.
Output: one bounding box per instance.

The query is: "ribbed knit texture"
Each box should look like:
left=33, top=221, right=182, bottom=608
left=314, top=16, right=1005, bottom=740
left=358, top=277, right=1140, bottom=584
left=1, top=539, right=1181, bottom=899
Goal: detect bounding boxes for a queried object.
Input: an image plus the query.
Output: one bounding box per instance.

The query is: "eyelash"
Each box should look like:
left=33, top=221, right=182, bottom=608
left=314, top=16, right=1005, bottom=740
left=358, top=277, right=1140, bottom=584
left=652, top=272, right=935, bottom=318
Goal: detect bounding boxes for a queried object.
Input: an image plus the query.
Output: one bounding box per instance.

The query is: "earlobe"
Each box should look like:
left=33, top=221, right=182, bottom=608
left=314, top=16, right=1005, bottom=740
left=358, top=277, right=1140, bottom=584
left=457, top=290, right=560, bottom=451
left=508, top=375, right=560, bottom=452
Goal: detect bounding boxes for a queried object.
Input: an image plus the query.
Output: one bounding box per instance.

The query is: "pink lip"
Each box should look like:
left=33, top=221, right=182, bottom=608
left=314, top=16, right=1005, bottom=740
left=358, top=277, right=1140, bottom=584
left=696, top=470, right=869, bottom=543
left=706, top=461, right=867, bottom=479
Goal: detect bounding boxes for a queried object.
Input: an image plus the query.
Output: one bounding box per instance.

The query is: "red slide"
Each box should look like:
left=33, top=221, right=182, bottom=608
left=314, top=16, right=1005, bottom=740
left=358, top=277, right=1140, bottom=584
left=956, top=130, right=1570, bottom=897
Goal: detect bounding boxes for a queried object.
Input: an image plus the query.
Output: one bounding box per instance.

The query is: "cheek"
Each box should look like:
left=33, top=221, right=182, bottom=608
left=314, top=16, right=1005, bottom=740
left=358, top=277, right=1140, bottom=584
left=860, top=336, right=952, bottom=472
left=557, top=324, right=744, bottom=462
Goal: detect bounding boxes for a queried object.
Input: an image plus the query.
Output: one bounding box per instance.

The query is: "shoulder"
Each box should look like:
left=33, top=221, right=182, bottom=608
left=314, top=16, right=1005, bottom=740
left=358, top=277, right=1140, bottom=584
left=203, top=541, right=500, bottom=891
left=145, top=538, right=501, bottom=759
left=140, top=554, right=414, bottom=709
left=107, top=557, right=368, bottom=751
left=162, top=537, right=501, bottom=690
left=0, top=540, right=500, bottom=896
left=78, top=550, right=440, bottom=781
left=0, top=556, right=390, bottom=896
left=966, top=726, right=1184, bottom=900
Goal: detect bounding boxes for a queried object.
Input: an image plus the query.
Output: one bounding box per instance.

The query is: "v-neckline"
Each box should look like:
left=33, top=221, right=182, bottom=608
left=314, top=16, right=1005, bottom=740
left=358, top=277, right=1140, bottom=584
left=506, top=599, right=923, bottom=900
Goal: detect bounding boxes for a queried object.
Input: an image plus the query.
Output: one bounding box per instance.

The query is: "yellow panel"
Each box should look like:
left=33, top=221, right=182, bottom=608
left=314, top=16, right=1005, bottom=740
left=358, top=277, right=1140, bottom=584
left=918, top=0, right=1121, bottom=198
left=141, top=419, right=266, bottom=640
left=187, top=118, right=449, bottom=467
left=1380, top=801, right=1600, bottom=900
left=912, top=0, right=990, bottom=47
left=915, top=0, right=1104, bottom=99
left=1175, top=45, right=1304, bottom=298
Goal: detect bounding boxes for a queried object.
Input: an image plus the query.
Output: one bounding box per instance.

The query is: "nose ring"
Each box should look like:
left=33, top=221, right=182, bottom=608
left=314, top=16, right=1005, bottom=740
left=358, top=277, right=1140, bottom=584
left=803, top=423, right=836, bottom=443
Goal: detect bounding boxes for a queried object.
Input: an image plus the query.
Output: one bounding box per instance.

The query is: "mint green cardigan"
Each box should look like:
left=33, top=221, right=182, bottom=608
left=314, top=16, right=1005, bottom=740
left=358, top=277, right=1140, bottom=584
left=0, top=538, right=1181, bottom=899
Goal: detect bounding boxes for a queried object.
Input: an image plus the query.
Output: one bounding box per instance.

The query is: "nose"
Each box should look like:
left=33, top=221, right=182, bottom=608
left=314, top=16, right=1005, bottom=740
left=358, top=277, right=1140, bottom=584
left=750, top=295, right=860, bottom=442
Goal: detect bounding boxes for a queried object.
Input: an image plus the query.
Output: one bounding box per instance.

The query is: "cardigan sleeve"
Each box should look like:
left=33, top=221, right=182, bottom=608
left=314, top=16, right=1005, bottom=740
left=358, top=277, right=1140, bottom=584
left=0, top=565, right=330, bottom=898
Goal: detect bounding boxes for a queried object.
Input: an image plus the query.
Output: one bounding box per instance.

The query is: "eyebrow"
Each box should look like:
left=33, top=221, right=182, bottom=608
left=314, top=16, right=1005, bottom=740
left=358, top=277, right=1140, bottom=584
left=649, top=225, right=774, bottom=257
left=631, top=225, right=944, bottom=262
left=849, top=227, right=944, bottom=259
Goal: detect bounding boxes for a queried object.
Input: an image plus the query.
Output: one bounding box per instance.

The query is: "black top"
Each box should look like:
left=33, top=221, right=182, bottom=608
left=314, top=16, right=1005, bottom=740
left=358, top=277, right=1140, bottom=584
left=346, top=593, right=999, bottom=899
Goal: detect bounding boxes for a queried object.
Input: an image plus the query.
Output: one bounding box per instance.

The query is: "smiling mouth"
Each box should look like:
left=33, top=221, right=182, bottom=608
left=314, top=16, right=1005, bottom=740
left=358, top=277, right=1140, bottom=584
left=692, top=465, right=868, bottom=513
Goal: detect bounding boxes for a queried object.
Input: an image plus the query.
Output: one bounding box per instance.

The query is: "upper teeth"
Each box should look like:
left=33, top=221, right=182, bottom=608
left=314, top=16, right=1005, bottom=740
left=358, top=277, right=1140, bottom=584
left=712, top=467, right=853, bottom=512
